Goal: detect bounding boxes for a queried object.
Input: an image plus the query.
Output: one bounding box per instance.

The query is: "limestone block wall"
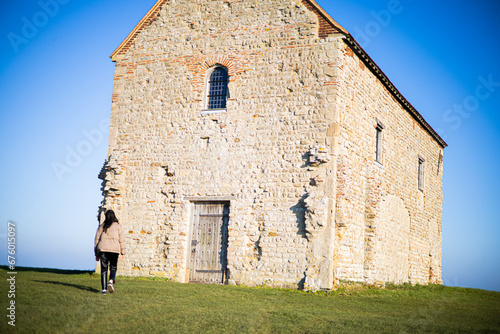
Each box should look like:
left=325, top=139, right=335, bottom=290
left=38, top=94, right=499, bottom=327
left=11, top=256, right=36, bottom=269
left=99, top=0, right=345, bottom=290
left=333, top=41, right=443, bottom=284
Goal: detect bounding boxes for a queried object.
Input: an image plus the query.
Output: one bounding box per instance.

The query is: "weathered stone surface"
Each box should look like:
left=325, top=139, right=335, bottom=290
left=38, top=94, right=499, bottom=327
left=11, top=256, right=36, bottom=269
left=98, top=0, right=444, bottom=290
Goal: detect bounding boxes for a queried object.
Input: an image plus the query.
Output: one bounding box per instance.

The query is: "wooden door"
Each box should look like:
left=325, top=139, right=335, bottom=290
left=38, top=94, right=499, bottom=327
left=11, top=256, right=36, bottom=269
left=188, top=202, right=229, bottom=284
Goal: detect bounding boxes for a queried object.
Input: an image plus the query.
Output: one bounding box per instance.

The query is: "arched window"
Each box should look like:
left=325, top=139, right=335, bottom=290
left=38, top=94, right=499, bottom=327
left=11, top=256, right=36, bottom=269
left=207, top=66, right=228, bottom=110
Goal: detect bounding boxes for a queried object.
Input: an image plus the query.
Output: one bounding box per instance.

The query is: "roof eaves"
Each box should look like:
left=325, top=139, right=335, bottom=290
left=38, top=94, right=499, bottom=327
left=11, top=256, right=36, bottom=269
left=343, top=34, right=447, bottom=148
left=303, top=0, right=446, bottom=148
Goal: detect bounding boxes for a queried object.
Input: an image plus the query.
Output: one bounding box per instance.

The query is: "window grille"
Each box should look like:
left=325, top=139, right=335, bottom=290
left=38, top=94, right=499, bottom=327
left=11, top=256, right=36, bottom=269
left=207, top=67, right=228, bottom=109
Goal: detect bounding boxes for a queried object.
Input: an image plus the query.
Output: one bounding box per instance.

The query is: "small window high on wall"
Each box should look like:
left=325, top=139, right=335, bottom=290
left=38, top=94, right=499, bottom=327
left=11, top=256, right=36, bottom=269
left=418, top=156, right=425, bottom=191
left=375, top=121, right=384, bottom=164
left=206, top=66, right=228, bottom=110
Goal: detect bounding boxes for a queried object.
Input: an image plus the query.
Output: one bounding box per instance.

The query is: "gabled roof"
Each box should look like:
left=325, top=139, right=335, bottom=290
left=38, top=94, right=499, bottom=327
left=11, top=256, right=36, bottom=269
left=110, top=0, right=168, bottom=61
left=110, top=0, right=447, bottom=148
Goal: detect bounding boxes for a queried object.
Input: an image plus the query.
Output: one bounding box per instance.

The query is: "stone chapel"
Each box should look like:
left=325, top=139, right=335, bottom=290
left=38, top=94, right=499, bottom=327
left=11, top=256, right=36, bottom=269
left=98, top=0, right=446, bottom=290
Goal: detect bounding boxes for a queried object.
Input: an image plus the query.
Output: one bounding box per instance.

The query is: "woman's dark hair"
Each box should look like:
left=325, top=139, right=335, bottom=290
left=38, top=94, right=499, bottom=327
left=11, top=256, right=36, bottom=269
left=103, top=210, right=118, bottom=232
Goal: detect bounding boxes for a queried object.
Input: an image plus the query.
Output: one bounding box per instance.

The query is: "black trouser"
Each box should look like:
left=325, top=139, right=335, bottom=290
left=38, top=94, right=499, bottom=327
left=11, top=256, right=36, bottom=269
left=99, top=252, right=119, bottom=291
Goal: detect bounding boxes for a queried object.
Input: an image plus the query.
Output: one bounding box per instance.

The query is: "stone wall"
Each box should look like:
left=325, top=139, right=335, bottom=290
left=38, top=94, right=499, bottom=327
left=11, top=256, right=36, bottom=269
left=98, top=0, right=443, bottom=290
left=333, top=42, right=443, bottom=284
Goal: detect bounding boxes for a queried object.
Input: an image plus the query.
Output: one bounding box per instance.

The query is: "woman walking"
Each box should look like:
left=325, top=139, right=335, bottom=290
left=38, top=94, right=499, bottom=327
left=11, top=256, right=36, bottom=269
left=94, top=210, right=126, bottom=294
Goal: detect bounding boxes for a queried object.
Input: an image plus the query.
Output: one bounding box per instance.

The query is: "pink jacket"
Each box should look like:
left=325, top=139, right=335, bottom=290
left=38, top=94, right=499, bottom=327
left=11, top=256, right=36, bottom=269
left=94, top=222, right=126, bottom=256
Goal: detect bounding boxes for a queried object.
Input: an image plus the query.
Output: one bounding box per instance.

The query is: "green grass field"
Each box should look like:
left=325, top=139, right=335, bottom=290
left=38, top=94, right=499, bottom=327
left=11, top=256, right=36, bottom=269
left=1, top=267, right=499, bottom=333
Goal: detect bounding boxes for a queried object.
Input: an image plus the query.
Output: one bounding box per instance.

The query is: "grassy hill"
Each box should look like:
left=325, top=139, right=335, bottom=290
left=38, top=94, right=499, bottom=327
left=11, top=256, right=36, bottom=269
left=1, top=267, right=499, bottom=333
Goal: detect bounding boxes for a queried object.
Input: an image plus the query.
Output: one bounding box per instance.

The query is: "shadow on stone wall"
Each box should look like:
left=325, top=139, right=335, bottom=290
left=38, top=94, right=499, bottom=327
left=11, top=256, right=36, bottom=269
left=290, top=193, right=308, bottom=239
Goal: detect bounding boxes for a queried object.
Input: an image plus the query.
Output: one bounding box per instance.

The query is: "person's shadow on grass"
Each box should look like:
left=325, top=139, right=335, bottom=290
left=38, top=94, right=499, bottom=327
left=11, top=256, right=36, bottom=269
left=35, top=280, right=100, bottom=293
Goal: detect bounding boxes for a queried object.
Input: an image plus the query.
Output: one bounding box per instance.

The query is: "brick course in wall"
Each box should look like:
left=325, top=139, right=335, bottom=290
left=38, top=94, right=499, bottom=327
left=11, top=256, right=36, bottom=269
left=98, top=0, right=445, bottom=290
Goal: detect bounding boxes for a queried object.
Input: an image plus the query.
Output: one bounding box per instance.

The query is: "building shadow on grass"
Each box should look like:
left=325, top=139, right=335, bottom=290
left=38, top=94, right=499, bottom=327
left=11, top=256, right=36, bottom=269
left=0, top=266, right=94, bottom=276
left=35, top=280, right=100, bottom=293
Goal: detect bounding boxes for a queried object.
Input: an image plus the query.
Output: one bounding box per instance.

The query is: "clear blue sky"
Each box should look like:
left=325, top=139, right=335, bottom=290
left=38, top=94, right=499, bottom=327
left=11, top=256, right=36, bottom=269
left=1, top=0, right=499, bottom=292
